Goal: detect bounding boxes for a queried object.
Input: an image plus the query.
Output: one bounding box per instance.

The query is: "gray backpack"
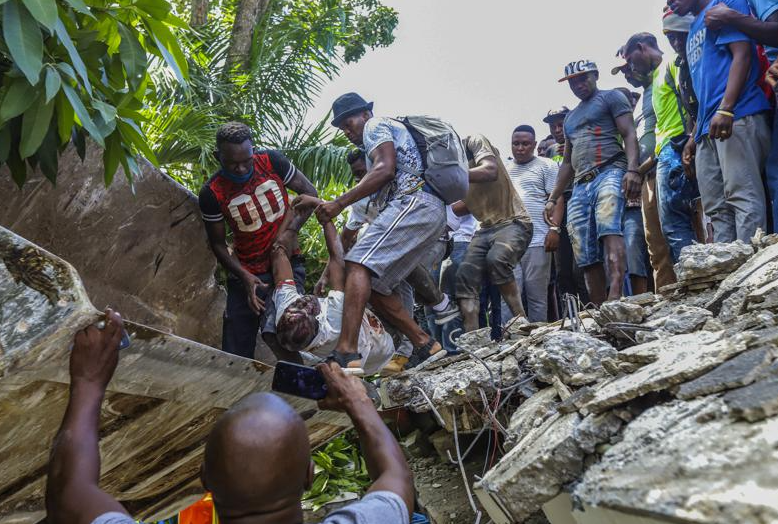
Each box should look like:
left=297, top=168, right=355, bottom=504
left=394, top=116, right=469, bottom=204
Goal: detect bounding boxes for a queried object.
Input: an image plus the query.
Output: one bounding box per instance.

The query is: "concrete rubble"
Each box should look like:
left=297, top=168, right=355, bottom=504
left=384, top=239, right=778, bottom=524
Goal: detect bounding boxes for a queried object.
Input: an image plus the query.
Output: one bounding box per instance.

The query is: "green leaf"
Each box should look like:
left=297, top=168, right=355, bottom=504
left=117, top=117, right=157, bottom=164
left=0, top=77, right=36, bottom=123
left=55, top=91, right=74, bottom=144
left=61, top=83, right=104, bottom=146
left=54, top=18, right=93, bottom=96
left=60, top=0, right=92, bottom=16
left=103, top=130, right=122, bottom=185
left=44, top=67, right=61, bottom=103
left=0, top=125, right=11, bottom=162
left=145, top=18, right=188, bottom=83
left=3, top=2, right=44, bottom=85
left=133, top=0, right=170, bottom=20
left=92, top=100, right=116, bottom=124
left=20, top=0, right=57, bottom=31
left=36, top=126, right=59, bottom=183
left=117, top=23, right=147, bottom=91
left=20, top=97, right=55, bottom=158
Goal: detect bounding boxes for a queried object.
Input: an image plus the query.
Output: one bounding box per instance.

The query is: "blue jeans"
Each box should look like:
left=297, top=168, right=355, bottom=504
left=567, top=167, right=626, bottom=267
left=656, top=142, right=700, bottom=262
left=623, top=207, right=649, bottom=279
left=768, top=108, right=778, bottom=233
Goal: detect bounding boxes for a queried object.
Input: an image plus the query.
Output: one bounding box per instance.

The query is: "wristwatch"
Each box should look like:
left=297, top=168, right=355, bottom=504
left=549, top=226, right=561, bottom=233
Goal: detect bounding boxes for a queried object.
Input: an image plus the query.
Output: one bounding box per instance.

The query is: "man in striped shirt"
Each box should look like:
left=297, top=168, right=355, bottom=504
left=505, top=126, right=562, bottom=323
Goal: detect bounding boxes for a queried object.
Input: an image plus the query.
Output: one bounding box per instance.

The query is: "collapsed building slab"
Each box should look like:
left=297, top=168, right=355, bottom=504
left=0, top=146, right=225, bottom=349
left=385, top=236, right=778, bottom=524
left=574, top=397, right=778, bottom=523
left=0, top=227, right=349, bottom=523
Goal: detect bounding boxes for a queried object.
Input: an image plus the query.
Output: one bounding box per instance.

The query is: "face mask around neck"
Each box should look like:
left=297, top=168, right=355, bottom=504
left=220, top=162, right=254, bottom=184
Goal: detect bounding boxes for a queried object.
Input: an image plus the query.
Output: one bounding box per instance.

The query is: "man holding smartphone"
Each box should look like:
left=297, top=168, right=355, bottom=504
left=46, top=309, right=414, bottom=524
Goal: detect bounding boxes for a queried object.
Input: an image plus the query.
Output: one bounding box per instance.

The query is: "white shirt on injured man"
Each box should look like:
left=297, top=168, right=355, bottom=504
left=274, top=283, right=394, bottom=374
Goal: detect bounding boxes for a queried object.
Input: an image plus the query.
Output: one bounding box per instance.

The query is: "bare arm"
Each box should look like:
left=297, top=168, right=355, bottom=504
left=709, top=41, right=752, bottom=141
left=707, top=5, right=778, bottom=48
left=276, top=168, right=318, bottom=252
left=46, top=310, right=128, bottom=524
left=318, top=363, right=414, bottom=519
left=615, top=112, right=641, bottom=199
left=548, top=138, right=574, bottom=202
left=205, top=220, right=266, bottom=314
left=321, top=221, right=346, bottom=291
left=468, top=155, right=499, bottom=183
left=315, top=143, right=397, bottom=223
left=451, top=200, right=470, bottom=216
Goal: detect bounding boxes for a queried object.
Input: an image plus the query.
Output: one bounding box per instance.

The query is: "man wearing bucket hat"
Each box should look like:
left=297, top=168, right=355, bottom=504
left=312, top=92, right=448, bottom=371
left=543, top=60, right=641, bottom=305
left=669, top=0, right=772, bottom=242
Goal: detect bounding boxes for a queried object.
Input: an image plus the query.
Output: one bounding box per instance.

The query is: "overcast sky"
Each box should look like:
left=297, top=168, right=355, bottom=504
left=307, top=0, right=674, bottom=157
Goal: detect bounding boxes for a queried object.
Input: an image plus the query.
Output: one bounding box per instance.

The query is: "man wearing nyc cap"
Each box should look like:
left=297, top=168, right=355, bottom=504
left=669, top=0, right=772, bottom=242
left=315, top=93, right=448, bottom=370
left=703, top=0, right=778, bottom=230
left=623, top=26, right=703, bottom=265
left=544, top=60, right=641, bottom=305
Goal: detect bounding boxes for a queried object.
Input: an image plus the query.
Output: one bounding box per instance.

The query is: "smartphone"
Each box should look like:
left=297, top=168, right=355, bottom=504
left=272, top=361, right=328, bottom=400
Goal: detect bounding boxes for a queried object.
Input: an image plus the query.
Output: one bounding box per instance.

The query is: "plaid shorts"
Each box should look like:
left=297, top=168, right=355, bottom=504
left=346, top=191, right=446, bottom=296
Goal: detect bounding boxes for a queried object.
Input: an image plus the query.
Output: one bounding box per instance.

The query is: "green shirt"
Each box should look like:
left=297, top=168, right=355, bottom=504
left=651, top=60, right=686, bottom=155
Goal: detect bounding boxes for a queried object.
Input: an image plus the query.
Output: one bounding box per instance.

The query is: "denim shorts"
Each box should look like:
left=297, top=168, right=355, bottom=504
left=566, top=167, right=626, bottom=267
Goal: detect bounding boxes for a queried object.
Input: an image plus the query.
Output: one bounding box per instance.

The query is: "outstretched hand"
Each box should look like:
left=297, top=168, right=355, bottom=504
left=292, top=194, right=324, bottom=213
left=315, top=200, right=344, bottom=224
left=70, top=308, right=124, bottom=391
left=242, top=273, right=268, bottom=315
left=317, top=361, right=370, bottom=412
left=704, top=3, right=736, bottom=31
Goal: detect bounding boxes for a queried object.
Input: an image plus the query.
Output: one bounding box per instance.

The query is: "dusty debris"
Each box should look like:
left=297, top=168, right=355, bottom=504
left=383, top=237, right=778, bottom=524
left=673, top=240, right=754, bottom=282
left=676, top=347, right=776, bottom=399
left=529, top=331, right=617, bottom=386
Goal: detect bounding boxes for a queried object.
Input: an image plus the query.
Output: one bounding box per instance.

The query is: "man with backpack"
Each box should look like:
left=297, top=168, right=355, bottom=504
left=669, top=0, right=772, bottom=242
left=316, top=93, right=465, bottom=369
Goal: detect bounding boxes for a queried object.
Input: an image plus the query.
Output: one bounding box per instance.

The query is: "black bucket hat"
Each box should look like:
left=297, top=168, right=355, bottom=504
left=331, top=92, right=374, bottom=127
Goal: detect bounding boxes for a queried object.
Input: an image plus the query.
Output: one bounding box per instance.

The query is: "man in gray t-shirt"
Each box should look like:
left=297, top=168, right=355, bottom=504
left=545, top=60, right=641, bottom=306
left=46, top=309, right=413, bottom=524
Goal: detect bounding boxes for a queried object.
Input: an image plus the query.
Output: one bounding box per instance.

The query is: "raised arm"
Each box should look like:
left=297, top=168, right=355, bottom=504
left=318, top=362, right=414, bottom=519
left=706, top=4, right=778, bottom=48
left=315, top=142, right=397, bottom=223
left=276, top=167, right=318, bottom=253
left=46, top=310, right=129, bottom=524
left=321, top=220, right=346, bottom=291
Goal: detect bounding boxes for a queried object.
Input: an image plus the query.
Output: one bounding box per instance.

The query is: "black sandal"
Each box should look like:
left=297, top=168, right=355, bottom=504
left=327, top=350, right=363, bottom=368
left=404, top=339, right=444, bottom=370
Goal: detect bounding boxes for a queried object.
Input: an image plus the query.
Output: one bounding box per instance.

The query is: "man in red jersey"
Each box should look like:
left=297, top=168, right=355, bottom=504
left=198, top=122, right=318, bottom=361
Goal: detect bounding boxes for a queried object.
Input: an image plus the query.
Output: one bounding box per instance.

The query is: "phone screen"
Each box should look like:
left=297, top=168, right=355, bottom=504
left=272, top=361, right=328, bottom=400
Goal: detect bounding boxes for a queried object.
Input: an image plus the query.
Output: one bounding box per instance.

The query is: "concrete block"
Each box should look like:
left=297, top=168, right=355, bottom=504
left=724, top=377, right=778, bottom=422
left=676, top=347, right=775, bottom=399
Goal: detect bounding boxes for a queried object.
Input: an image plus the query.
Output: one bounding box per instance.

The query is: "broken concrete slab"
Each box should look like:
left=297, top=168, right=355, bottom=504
left=572, top=412, right=624, bottom=454
left=676, top=347, right=775, bottom=399
left=673, top=240, right=753, bottom=282
left=597, top=300, right=645, bottom=324
left=475, top=413, right=583, bottom=523
left=574, top=397, right=778, bottom=524
left=505, top=387, right=559, bottom=450
left=648, top=305, right=712, bottom=335
left=0, top=146, right=225, bottom=350
left=530, top=332, right=617, bottom=386
left=706, top=241, right=778, bottom=318
left=0, top=227, right=350, bottom=522
left=724, top=377, right=778, bottom=422
left=583, top=331, right=751, bottom=413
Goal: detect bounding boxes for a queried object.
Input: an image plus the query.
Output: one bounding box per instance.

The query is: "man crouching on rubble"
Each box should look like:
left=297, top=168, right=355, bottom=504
left=269, top=196, right=396, bottom=375
left=45, top=308, right=414, bottom=523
